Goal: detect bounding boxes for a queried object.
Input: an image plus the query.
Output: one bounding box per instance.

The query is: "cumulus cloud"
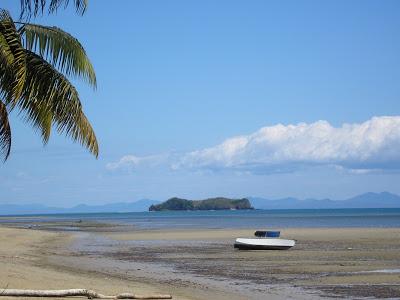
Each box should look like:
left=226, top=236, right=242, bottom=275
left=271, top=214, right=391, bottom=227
left=178, top=116, right=400, bottom=173
left=107, top=116, right=400, bottom=174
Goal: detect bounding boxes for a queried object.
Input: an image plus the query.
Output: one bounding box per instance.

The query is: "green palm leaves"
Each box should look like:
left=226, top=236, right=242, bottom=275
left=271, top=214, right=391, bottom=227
left=0, top=11, right=27, bottom=103
left=0, top=101, right=11, bottom=159
left=20, top=0, right=88, bottom=18
left=21, top=24, right=96, bottom=86
left=0, top=9, right=98, bottom=161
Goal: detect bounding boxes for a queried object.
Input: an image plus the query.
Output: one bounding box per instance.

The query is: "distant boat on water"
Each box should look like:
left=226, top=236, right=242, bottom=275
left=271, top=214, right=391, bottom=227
left=234, top=231, right=296, bottom=250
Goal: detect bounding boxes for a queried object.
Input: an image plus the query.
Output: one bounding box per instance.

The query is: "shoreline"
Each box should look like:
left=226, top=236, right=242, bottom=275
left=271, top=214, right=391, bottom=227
left=1, top=207, right=400, bottom=231
left=1, top=222, right=400, bottom=299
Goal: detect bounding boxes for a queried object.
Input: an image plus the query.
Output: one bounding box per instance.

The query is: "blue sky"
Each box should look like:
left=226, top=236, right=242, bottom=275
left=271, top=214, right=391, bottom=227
left=1, top=0, right=400, bottom=206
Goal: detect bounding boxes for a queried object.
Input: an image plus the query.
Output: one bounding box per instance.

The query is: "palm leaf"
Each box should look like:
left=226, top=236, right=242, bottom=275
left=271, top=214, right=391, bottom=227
left=20, top=24, right=96, bottom=87
left=18, top=96, right=53, bottom=143
left=0, top=100, right=11, bottom=161
left=16, top=50, right=98, bottom=156
left=20, top=0, right=88, bottom=18
left=67, top=110, right=98, bottom=157
left=0, top=32, right=14, bottom=67
left=0, top=9, right=98, bottom=160
left=0, top=10, right=27, bottom=103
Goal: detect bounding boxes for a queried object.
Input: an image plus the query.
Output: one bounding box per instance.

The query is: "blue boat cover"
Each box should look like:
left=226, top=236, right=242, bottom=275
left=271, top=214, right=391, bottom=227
left=254, top=230, right=281, bottom=237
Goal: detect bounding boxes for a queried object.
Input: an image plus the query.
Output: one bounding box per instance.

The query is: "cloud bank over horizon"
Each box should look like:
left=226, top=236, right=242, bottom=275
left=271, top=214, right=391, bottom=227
left=108, top=116, right=400, bottom=174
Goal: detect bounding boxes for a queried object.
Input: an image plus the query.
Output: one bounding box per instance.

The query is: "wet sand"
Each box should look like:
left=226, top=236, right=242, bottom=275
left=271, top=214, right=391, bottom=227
left=0, top=226, right=194, bottom=300
left=1, top=223, right=400, bottom=299
left=99, top=228, right=400, bottom=298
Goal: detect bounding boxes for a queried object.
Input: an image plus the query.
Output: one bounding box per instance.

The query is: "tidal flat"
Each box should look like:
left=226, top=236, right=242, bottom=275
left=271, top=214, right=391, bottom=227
left=1, top=221, right=400, bottom=299
left=82, top=228, right=400, bottom=299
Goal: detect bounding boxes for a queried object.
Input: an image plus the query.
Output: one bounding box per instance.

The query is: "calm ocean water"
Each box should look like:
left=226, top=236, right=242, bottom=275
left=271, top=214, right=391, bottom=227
left=2, top=208, right=400, bottom=229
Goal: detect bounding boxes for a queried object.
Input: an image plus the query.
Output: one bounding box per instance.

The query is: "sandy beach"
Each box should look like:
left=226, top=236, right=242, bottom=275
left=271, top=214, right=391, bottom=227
left=1, top=223, right=400, bottom=299
left=0, top=226, right=190, bottom=300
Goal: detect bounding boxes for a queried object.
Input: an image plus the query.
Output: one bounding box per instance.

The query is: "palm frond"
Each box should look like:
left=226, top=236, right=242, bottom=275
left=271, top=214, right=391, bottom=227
left=66, top=110, right=98, bottom=157
left=0, top=100, right=11, bottom=161
left=18, top=96, right=53, bottom=143
left=20, top=0, right=88, bottom=18
left=0, top=32, right=14, bottom=67
left=20, top=23, right=96, bottom=87
left=16, top=50, right=98, bottom=157
left=48, top=0, right=88, bottom=15
left=0, top=9, right=98, bottom=160
left=0, top=10, right=27, bottom=103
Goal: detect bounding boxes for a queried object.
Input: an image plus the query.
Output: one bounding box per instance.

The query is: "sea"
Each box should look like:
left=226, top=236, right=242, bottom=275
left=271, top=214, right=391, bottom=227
left=2, top=208, right=400, bottom=229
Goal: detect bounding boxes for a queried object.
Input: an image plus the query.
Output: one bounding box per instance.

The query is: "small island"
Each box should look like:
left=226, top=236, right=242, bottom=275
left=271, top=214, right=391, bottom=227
left=149, top=197, right=253, bottom=211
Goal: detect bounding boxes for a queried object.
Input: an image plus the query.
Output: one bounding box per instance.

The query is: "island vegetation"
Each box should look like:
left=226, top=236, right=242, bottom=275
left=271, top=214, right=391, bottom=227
left=149, top=197, right=253, bottom=211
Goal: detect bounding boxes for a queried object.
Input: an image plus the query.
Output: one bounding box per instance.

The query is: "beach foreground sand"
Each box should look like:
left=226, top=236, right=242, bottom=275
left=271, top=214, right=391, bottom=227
left=0, top=226, right=195, bottom=300
left=1, top=225, right=400, bottom=299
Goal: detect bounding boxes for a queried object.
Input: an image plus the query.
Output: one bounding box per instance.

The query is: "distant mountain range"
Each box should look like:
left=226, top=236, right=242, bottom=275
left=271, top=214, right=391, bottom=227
left=0, top=199, right=160, bottom=215
left=1, top=192, right=400, bottom=215
left=249, top=192, right=400, bottom=209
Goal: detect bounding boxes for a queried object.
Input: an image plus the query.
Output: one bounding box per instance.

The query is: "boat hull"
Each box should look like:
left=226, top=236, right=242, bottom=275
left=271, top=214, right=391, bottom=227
left=234, top=238, right=295, bottom=250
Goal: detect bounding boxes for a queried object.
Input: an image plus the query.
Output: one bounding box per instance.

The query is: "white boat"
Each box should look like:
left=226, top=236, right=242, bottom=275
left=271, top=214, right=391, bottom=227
left=234, top=238, right=295, bottom=250
left=234, top=231, right=295, bottom=250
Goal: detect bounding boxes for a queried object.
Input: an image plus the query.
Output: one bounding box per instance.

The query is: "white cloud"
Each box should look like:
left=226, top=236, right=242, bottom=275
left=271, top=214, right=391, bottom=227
left=178, top=116, right=400, bottom=173
left=107, top=116, right=400, bottom=174
left=106, top=154, right=166, bottom=171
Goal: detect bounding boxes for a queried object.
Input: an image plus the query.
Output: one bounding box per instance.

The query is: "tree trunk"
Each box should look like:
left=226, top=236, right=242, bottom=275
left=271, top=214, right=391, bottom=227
left=0, top=289, right=172, bottom=299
